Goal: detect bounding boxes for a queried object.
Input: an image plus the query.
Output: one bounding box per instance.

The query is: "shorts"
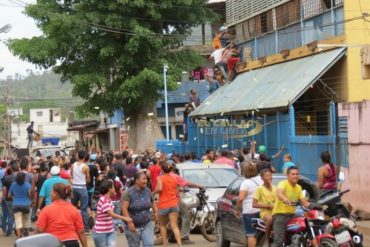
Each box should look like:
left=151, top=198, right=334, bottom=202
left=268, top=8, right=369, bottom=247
left=227, top=57, right=240, bottom=71
left=14, top=211, right=29, bottom=229
left=242, top=212, right=260, bottom=237
left=159, top=206, right=179, bottom=216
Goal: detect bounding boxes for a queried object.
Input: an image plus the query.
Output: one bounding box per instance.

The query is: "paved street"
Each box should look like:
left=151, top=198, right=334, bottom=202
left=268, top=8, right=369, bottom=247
left=1, top=232, right=243, bottom=247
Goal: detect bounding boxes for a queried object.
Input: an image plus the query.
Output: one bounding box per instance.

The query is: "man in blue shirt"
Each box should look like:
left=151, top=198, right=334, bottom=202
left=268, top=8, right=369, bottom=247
left=36, top=166, right=68, bottom=214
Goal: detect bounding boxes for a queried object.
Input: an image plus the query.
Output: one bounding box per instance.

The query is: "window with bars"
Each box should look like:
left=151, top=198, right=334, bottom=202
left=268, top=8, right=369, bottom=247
left=230, top=0, right=343, bottom=42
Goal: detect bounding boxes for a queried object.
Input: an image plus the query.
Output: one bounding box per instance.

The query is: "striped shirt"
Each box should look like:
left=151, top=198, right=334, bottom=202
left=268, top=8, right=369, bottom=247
left=94, top=195, right=114, bottom=233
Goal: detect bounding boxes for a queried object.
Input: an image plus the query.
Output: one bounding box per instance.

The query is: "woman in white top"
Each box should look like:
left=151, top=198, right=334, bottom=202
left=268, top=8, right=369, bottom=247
left=236, top=161, right=263, bottom=247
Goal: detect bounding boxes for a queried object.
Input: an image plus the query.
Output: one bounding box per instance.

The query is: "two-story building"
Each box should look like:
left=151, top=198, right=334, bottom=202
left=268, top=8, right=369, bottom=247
left=11, top=108, right=70, bottom=148
left=185, top=0, right=370, bottom=211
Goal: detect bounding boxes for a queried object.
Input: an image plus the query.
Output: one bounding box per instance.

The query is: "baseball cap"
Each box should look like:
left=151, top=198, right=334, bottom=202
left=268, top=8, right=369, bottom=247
left=50, top=166, right=60, bottom=176
left=219, top=26, right=227, bottom=32
left=35, top=156, right=41, bottom=163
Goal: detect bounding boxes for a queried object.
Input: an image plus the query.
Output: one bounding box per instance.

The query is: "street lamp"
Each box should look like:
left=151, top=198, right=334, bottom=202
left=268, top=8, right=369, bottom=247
left=163, top=63, right=169, bottom=141
left=0, top=24, right=12, bottom=33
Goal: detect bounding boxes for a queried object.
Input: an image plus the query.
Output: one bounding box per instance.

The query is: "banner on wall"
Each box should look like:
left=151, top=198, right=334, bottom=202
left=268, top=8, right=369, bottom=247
left=175, top=107, right=185, bottom=122
left=196, top=118, right=263, bottom=138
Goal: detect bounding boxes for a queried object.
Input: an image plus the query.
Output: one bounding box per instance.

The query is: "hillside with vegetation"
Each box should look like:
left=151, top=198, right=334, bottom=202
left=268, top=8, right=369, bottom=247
left=1, top=71, right=82, bottom=122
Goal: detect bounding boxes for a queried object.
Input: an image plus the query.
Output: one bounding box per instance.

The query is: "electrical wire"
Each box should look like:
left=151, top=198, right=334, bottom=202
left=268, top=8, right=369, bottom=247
left=1, top=0, right=366, bottom=42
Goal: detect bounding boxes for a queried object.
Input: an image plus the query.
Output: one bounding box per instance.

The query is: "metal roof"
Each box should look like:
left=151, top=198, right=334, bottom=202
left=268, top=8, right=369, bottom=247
left=190, top=48, right=346, bottom=117
left=156, top=80, right=209, bottom=107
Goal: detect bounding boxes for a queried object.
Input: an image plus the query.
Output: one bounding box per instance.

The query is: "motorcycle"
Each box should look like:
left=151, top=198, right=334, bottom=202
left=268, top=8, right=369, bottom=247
left=252, top=202, right=337, bottom=247
left=318, top=189, right=363, bottom=247
left=183, top=188, right=217, bottom=242
left=157, top=187, right=217, bottom=244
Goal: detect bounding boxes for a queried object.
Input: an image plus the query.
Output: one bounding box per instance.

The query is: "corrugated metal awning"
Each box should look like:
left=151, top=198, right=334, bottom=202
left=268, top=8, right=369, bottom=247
left=190, top=48, right=346, bottom=117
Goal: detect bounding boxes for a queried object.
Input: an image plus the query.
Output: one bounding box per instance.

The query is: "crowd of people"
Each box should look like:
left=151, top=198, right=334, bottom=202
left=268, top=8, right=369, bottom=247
left=0, top=143, right=337, bottom=247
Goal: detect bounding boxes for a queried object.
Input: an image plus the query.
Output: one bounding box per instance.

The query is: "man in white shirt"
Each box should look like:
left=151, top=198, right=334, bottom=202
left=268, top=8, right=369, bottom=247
left=210, top=46, right=228, bottom=80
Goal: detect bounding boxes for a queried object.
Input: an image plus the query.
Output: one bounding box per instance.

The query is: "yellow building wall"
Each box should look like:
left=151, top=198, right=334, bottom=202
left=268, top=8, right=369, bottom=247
left=344, top=0, right=370, bottom=101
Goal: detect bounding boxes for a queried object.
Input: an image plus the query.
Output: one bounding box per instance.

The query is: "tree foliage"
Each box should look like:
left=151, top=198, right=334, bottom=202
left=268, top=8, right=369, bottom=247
left=8, top=0, right=215, bottom=116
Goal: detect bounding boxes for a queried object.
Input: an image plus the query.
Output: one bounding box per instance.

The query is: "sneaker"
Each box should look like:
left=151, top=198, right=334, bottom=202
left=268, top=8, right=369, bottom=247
left=84, top=230, right=92, bottom=235
left=118, top=225, right=124, bottom=233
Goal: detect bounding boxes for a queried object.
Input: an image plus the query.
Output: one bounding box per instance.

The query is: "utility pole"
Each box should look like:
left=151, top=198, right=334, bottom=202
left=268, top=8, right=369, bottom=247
left=4, top=82, right=11, bottom=158
left=163, top=63, right=169, bottom=141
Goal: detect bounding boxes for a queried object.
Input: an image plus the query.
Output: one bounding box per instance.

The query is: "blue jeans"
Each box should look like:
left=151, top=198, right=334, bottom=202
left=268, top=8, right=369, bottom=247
left=2, top=201, right=14, bottom=235
left=71, top=187, right=89, bottom=231
left=125, top=221, right=154, bottom=247
left=27, top=133, right=33, bottom=148
left=93, top=231, right=116, bottom=247
left=112, top=200, right=121, bottom=227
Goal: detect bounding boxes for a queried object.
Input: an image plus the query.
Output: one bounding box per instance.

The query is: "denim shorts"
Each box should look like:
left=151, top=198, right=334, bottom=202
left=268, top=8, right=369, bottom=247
left=159, top=206, right=179, bottom=216
left=242, top=212, right=260, bottom=237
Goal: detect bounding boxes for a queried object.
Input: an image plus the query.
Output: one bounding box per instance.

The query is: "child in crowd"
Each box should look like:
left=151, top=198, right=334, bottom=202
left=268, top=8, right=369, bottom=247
left=253, top=169, right=276, bottom=247
left=282, top=153, right=295, bottom=175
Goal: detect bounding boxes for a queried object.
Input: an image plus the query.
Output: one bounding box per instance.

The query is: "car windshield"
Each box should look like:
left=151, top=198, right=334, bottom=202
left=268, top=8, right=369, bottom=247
left=182, top=168, right=239, bottom=188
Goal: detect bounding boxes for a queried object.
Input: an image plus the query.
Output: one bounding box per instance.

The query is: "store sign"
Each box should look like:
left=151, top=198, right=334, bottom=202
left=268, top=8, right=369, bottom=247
left=197, top=119, right=263, bottom=138
left=175, top=107, right=185, bottom=122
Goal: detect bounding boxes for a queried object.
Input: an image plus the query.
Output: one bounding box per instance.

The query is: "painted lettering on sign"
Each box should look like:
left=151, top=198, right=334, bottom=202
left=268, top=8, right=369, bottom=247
left=197, top=119, right=263, bottom=138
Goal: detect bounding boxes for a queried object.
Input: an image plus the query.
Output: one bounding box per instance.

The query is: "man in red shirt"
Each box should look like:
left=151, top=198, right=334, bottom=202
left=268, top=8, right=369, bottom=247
left=148, top=157, right=161, bottom=192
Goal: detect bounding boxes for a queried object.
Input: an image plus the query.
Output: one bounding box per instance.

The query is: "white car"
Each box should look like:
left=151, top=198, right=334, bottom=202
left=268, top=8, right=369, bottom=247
left=175, top=162, right=239, bottom=204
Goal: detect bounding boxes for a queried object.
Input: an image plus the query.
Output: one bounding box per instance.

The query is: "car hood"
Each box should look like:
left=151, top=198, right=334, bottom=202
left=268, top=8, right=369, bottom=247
left=204, top=187, right=228, bottom=203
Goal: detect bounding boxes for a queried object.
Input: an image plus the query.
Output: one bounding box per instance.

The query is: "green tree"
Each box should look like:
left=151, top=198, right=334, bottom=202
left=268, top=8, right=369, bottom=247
left=8, top=0, right=215, bottom=151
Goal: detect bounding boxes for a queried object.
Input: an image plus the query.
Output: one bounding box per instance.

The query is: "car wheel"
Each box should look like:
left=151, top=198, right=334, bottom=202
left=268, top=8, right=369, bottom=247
left=216, top=221, right=230, bottom=247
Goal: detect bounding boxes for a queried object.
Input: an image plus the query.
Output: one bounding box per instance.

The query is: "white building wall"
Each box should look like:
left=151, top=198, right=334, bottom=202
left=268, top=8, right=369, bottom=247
left=30, top=108, right=62, bottom=123
left=11, top=122, right=74, bottom=148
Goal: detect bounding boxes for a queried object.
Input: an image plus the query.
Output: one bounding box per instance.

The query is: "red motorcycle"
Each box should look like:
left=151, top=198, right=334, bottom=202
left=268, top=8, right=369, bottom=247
left=252, top=203, right=337, bottom=247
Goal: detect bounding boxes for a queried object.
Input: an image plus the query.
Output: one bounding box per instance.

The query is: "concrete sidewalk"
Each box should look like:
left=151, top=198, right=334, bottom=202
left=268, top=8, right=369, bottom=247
left=357, top=221, right=370, bottom=247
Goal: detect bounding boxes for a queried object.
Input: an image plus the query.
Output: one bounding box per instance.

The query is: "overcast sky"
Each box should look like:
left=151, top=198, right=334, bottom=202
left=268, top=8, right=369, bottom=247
left=0, top=0, right=42, bottom=79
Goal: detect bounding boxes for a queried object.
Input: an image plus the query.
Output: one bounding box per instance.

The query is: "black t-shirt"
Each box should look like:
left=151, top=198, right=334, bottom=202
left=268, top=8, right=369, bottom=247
left=27, top=125, right=34, bottom=134
left=255, top=160, right=274, bottom=173
left=87, top=164, right=99, bottom=190
left=3, top=173, right=16, bottom=200
left=111, top=161, right=127, bottom=184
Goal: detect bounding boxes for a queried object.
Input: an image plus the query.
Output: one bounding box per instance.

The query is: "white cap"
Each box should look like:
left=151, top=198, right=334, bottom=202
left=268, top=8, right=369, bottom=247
left=219, top=26, right=227, bottom=32
left=50, top=166, right=60, bottom=176
left=35, top=156, right=41, bottom=163
left=155, top=152, right=161, bottom=158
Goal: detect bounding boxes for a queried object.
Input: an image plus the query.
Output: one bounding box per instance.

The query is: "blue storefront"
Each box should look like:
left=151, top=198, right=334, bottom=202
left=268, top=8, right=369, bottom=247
left=157, top=48, right=348, bottom=180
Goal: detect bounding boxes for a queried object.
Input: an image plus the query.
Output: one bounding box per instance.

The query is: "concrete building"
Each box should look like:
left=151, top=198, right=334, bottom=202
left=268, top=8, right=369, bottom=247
left=156, top=81, right=210, bottom=140
left=30, top=108, right=62, bottom=123
left=158, top=0, right=370, bottom=212
left=11, top=108, right=70, bottom=148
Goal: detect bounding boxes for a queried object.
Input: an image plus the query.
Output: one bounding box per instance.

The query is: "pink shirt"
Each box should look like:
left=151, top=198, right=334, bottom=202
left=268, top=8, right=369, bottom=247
left=94, top=196, right=114, bottom=233
left=214, top=157, right=235, bottom=168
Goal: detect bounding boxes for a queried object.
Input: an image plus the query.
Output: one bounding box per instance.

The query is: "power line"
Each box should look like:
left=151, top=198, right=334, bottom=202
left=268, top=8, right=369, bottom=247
left=3, top=0, right=365, bottom=42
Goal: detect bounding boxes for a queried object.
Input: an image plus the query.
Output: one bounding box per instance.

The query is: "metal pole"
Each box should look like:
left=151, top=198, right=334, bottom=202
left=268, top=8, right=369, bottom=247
left=163, top=63, right=170, bottom=141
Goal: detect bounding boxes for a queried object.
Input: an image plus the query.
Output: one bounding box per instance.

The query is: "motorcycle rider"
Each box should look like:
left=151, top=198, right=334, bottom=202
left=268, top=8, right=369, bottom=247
left=271, top=166, right=312, bottom=247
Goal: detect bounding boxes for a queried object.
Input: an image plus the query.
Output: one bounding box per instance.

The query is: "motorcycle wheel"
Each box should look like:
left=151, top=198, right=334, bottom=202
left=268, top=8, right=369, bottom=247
left=319, top=238, right=338, bottom=247
left=201, top=213, right=217, bottom=242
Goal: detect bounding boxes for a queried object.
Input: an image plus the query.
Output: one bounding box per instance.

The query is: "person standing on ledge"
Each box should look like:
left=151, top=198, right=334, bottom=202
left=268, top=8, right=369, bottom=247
left=27, top=121, right=35, bottom=148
